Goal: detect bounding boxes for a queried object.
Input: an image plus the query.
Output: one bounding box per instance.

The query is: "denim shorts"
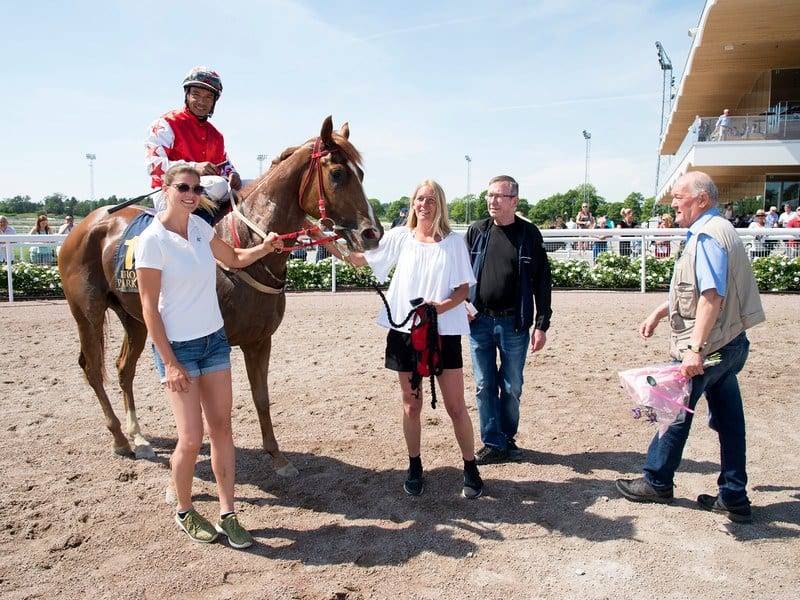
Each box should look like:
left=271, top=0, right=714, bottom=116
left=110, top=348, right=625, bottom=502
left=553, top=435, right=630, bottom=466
left=384, top=329, right=463, bottom=372
left=152, top=327, right=231, bottom=383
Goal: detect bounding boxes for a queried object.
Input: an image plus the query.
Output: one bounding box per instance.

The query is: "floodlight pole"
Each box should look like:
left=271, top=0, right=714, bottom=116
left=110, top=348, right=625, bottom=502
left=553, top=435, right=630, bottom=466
left=465, top=155, right=472, bottom=224
left=654, top=41, right=674, bottom=216
left=85, top=153, right=96, bottom=201
left=257, top=153, right=268, bottom=176
left=581, top=131, right=591, bottom=205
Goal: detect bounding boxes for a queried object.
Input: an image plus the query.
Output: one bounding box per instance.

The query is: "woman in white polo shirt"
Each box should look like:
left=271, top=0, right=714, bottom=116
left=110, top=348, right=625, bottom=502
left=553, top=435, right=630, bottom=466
left=135, top=164, right=281, bottom=548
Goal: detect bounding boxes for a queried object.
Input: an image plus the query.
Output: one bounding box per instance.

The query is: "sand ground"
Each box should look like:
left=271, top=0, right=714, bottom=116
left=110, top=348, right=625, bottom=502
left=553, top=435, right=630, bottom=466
left=1, top=291, right=798, bottom=599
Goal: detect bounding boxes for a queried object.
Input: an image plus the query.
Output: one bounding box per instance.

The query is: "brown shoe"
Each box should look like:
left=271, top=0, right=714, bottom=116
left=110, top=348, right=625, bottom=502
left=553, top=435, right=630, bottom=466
left=615, top=477, right=674, bottom=503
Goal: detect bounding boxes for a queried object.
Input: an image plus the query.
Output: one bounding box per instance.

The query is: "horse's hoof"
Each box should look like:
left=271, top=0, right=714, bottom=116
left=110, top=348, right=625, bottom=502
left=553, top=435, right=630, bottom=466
left=113, top=444, right=134, bottom=457
left=134, top=444, right=155, bottom=459
left=275, top=463, right=299, bottom=478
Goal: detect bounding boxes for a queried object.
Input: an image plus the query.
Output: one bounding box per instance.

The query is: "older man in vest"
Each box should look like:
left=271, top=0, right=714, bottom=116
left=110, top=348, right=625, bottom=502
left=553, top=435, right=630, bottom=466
left=616, top=171, right=765, bottom=523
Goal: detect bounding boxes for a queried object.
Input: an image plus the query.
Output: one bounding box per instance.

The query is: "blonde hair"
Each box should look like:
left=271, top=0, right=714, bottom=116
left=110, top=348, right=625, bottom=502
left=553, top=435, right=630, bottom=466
left=406, top=179, right=451, bottom=238
left=163, top=164, right=217, bottom=214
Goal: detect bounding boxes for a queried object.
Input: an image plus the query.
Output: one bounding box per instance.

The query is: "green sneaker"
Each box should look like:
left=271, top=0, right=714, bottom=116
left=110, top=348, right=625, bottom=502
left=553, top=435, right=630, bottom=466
left=215, top=513, right=253, bottom=549
left=175, top=509, right=218, bottom=543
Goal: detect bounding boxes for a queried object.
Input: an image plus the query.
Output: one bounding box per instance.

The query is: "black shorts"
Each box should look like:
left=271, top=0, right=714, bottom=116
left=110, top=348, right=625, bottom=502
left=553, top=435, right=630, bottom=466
left=384, top=329, right=463, bottom=372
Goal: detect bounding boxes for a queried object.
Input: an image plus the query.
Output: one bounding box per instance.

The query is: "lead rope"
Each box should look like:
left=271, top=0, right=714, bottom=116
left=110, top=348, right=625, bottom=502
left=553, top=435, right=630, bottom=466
left=373, top=285, right=416, bottom=328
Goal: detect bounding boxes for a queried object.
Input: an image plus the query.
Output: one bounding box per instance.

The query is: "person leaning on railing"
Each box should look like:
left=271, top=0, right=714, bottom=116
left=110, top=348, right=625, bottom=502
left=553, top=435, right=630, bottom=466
left=0, top=216, right=16, bottom=265
left=28, top=215, right=56, bottom=265
left=655, top=213, right=674, bottom=258
left=787, top=207, right=800, bottom=257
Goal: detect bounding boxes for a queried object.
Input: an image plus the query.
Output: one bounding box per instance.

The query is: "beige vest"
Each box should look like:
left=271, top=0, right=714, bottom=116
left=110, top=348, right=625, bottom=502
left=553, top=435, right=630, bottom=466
left=668, top=214, right=765, bottom=360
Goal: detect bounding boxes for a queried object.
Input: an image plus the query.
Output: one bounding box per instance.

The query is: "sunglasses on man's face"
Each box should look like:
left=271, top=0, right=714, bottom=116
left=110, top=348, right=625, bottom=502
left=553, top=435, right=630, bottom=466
left=170, top=183, right=205, bottom=194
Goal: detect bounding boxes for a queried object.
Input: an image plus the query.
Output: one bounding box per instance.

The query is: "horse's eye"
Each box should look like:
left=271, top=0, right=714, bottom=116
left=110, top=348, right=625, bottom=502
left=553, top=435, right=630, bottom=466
left=329, top=168, right=346, bottom=185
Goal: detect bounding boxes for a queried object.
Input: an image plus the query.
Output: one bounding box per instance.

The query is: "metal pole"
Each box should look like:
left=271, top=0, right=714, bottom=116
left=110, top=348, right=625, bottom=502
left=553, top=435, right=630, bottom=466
left=654, top=41, right=673, bottom=217
left=85, top=153, right=96, bottom=201
left=3, top=242, right=13, bottom=302
left=464, top=155, right=472, bottom=224
left=257, top=154, right=268, bottom=176
left=581, top=131, right=591, bottom=204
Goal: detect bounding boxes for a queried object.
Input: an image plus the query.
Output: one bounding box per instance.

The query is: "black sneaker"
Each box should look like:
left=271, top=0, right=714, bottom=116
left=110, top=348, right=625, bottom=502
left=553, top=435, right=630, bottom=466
left=475, top=445, right=509, bottom=465
left=507, top=439, right=523, bottom=462
left=404, top=469, right=424, bottom=496
left=615, top=477, right=674, bottom=504
left=462, top=461, right=484, bottom=499
left=697, top=494, right=752, bottom=523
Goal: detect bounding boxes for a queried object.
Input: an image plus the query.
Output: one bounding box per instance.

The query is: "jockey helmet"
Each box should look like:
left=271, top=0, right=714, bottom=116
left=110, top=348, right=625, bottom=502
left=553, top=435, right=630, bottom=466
left=182, top=67, right=223, bottom=98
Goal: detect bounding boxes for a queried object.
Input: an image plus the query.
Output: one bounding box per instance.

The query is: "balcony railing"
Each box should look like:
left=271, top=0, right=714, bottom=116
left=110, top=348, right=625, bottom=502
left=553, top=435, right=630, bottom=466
left=660, top=108, right=800, bottom=198
left=690, top=111, right=800, bottom=145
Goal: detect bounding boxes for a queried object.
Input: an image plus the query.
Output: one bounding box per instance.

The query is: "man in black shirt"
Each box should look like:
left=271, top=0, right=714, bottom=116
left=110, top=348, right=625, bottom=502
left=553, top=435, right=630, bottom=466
left=466, top=175, right=553, bottom=464
left=391, top=206, right=408, bottom=228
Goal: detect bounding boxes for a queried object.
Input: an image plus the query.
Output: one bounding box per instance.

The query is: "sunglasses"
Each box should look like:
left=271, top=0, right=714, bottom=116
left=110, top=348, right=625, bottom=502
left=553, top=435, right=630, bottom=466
left=170, top=183, right=205, bottom=194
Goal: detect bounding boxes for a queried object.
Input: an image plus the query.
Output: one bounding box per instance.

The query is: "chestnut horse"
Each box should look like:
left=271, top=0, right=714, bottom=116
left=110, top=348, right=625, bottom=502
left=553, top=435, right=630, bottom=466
left=58, top=116, right=382, bottom=476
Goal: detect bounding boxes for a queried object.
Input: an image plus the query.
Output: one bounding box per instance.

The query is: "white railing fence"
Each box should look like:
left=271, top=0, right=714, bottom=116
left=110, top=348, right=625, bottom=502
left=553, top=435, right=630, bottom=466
left=2, top=234, right=66, bottom=302
left=3, top=229, right=800, bottom=301
left=537, top=228, right=800, bottom=292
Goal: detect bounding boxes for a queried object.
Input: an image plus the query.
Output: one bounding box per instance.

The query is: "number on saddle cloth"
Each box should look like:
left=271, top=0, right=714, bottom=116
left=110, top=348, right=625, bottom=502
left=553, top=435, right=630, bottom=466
left=409, top=303, right=443, bottom=409
left=113, top=210, right=156, bottom=293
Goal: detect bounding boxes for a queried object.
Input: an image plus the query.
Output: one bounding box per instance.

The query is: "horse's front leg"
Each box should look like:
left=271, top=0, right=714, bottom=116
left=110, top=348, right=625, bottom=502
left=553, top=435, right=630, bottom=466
left=116, top=315, right=154, bottom=459
left=241, top=339, right=299, bottom=477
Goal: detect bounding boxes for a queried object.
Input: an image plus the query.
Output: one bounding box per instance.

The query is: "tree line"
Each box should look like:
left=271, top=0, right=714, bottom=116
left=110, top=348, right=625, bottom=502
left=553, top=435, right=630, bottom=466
left=3, top=183, right=664, bottom=226
left=370, top=183, right=663, bottom=227
left=0, top=193, right=154, bottom=218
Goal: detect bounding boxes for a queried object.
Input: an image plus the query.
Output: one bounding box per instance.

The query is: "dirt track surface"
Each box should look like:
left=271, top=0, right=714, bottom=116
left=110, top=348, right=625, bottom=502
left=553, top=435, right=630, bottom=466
left=1, top=291, right=798, bottom=599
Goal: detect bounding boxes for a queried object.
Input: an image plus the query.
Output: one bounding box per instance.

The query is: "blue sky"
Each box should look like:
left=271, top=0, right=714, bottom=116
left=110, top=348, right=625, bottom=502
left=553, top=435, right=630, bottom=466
left=2, top=0, right=703, bottom=206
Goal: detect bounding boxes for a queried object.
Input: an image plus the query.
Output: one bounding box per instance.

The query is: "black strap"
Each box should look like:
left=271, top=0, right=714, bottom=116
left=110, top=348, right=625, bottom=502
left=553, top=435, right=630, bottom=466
left=373, top=285, right=416, bottom=328
left=107, top=189, right=160, bottom=214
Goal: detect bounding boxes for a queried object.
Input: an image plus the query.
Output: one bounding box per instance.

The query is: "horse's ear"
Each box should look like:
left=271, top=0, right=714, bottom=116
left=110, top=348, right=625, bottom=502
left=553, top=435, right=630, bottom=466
left=320, top=116, right=334, bottom=144
left=279, top=146, right=298, bottom=161
left=340, top=122, right=350, bottom=140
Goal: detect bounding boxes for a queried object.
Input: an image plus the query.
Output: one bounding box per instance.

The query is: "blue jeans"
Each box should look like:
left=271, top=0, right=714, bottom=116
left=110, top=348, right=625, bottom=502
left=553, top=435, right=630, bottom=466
left=469, top=314, right=529, bottom=449
left=643, top=332, right=750, bottom=505
left=152, top=327, right=231, bottom=383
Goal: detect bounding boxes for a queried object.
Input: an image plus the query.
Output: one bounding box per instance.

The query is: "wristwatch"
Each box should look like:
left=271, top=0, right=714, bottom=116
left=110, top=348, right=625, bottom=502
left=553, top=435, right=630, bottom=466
left=687, top=343, right=705, bottom=353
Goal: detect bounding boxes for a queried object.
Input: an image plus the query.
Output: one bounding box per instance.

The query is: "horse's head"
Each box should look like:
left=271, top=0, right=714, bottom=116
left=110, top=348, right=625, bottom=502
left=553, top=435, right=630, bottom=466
left=298, top=116, right=383, bottom=252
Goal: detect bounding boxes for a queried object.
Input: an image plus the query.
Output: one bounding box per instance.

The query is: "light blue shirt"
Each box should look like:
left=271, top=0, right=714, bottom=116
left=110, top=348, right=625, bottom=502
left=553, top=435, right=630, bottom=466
left=686, top=207, right=727, bottom=297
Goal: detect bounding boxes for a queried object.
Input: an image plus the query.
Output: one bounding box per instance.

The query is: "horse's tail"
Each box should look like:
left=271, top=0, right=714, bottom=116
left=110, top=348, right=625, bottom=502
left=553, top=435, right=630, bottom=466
left=100, top=312, right=110, bottom=384
left=78, top=312, right=109, bottom=385
left=76, top=310, right=110, bottom=385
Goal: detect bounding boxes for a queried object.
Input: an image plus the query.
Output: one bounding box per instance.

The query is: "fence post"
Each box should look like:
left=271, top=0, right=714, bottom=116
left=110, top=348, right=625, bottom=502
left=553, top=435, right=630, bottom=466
left=640, top=232, right=647, bottom=293
left=3, top=242, right=13, bottom=302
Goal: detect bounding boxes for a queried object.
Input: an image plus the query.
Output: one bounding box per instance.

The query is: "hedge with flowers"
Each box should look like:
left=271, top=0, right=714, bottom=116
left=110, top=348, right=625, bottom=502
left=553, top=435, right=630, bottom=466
left=2, top=253, right=799, bottom=299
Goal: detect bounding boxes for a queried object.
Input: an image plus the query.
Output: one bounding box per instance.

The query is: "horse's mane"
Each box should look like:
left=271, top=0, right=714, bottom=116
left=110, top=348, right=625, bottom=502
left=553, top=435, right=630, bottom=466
left=273, top=131, right=362, bottom=169
left=241, top=129, right=363, bottom=199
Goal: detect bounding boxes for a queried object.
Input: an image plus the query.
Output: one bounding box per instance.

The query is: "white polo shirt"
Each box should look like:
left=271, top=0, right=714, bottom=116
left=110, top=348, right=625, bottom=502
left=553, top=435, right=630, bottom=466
left=134, top=214, right=223, bottom=341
